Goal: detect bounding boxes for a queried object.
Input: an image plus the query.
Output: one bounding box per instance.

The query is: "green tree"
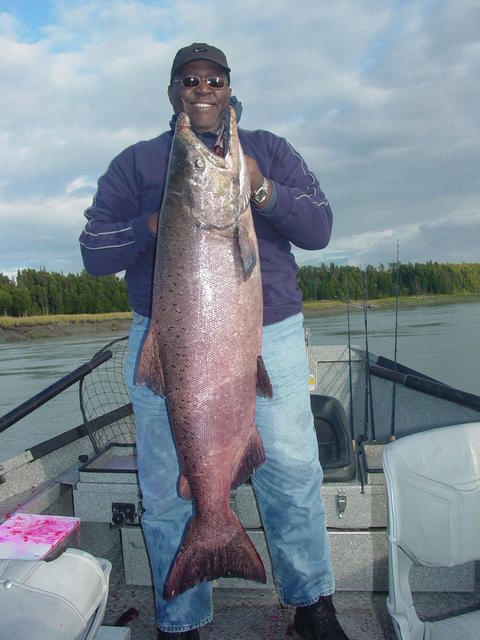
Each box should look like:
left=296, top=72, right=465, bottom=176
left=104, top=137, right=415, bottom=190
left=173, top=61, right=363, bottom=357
left=0, top=286, right=13, bottom=315
left=11, top=286, right=32, bottom=316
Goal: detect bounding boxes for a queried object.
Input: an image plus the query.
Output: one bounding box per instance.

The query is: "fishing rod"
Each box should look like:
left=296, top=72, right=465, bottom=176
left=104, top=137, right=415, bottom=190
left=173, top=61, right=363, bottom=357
left=362, top=268, right=376, bottom=441
left=345, top=260, right=355, bottom=441
left=346, top=261, right=364, bottom=492
left=390, top=240, right=400, bottom=440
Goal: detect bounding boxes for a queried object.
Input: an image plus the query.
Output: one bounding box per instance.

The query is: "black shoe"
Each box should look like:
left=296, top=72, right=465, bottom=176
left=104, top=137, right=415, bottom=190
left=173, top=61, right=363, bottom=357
left=157, top=629, right=200, bottom=639
left=294, top=595, right=350, bottom=639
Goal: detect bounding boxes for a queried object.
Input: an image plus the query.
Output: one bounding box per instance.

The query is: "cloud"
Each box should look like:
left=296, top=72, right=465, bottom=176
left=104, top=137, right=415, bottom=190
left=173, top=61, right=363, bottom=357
left=1, top=0, right=479, bottom=275
left=295, top=210, right=480, bottom=268
left=65, top=176, right=97, bottom=194
left=0, top=193, right=90, bottom=273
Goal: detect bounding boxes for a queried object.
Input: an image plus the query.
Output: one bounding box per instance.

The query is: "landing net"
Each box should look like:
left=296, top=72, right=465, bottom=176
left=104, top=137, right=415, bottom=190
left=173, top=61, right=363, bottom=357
left=79, top=337, right=135, bottom=453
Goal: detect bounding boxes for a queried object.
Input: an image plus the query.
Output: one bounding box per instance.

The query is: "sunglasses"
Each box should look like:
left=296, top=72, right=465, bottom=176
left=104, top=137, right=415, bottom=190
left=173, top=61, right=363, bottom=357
left=174, top=75, right=226, bottom=89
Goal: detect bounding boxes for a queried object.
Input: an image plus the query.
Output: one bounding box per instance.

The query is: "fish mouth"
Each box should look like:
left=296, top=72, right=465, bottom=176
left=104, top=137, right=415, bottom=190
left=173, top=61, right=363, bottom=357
left=174, top=108, right=249, bottom=232
left=176, top=107, right=238, bottom=167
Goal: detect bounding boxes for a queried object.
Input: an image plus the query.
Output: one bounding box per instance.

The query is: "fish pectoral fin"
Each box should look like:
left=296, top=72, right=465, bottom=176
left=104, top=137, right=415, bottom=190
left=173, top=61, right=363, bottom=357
left=178, top=474, right=192, bottom=500
left=236, top=214, right=257, bottom=279
left=231, top=427, right=266, bottom=490
left=256, top=355, right=273, bottom=398
left=135, top=327, right=165, bottom=397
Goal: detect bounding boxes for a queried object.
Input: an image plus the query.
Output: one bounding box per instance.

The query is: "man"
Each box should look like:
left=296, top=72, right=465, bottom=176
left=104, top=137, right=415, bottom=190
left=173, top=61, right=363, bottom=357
left=80, top=43, right=350, bottom=640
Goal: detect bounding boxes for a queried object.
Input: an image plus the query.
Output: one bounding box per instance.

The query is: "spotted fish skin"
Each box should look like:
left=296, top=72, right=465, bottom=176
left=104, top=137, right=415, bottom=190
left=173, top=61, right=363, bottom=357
left=136, top=106, right=271, bottom=599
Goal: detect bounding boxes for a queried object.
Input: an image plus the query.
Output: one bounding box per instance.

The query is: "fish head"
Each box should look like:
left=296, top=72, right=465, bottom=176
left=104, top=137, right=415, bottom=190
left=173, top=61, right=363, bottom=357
left=171, top=107, right=250, bottom=232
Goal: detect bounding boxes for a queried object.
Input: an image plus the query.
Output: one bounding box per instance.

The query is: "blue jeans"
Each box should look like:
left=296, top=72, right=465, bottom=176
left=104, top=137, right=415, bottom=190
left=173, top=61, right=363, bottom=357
left=125, top=311, right=334, bottom=633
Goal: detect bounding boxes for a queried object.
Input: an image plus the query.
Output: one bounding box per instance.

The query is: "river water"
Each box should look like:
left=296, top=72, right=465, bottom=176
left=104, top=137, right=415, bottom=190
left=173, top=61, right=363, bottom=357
left=1, top=301, right=479, bottom=462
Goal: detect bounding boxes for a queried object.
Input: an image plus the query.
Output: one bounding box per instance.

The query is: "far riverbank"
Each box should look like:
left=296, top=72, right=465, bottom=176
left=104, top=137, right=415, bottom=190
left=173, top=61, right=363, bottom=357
left=302, top=293, right=479, bottom=315
left=0, top=312, right=132, bottom=343
left=0, top=294, right=478, bottom=343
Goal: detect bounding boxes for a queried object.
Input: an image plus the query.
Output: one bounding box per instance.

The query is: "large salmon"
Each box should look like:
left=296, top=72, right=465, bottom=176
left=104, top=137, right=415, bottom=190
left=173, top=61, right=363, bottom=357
left=136, top=106, right=272, bottom=600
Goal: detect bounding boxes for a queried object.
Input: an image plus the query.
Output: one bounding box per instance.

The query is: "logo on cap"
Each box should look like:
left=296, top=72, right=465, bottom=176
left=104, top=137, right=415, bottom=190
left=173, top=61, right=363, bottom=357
left=193, top=47, right=208, bottom=53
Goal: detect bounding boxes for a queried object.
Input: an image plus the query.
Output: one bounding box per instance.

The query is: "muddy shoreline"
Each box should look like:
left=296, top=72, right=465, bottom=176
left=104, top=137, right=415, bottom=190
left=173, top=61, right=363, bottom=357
left=0, top=317, right=132, bottom=343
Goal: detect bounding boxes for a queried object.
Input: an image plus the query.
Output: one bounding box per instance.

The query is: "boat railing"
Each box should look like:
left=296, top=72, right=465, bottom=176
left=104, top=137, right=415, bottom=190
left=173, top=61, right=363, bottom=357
left=0, top=336, right=136, bottom=460
left=0, top=349, right=113, bottom=435
left=369, top=360, right=480, bottom=412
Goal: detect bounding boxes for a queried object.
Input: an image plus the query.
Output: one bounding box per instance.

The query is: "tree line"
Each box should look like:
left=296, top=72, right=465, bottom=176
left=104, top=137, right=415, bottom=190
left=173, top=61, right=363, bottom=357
left=0, top=269, right=130, bottom=316
left=0, top=262, right=479, bottom=317
left=297, top=261, right=480, bottom=301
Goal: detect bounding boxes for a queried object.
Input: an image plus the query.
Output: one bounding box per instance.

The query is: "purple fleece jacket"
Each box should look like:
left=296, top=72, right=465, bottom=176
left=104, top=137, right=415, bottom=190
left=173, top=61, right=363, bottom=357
left=80, top=122, right=333, bottom=326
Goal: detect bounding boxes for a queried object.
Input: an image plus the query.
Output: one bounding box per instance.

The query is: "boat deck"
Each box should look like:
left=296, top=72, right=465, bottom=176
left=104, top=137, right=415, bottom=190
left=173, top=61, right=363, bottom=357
left=102, top=540, right=480, bottom=639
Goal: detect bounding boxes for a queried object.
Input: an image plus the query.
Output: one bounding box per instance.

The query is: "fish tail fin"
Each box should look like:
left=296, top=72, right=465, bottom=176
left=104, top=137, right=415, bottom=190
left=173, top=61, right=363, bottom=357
left=135, top=326, right=165, bottom=397
left=164, top=515, right=266, bottom=600
left=231, top=427, right=265, bottom=489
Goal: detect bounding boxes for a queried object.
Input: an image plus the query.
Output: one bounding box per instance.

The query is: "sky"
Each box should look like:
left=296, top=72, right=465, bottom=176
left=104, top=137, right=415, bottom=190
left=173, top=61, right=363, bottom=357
left=0, top=0, right=479, bottom=278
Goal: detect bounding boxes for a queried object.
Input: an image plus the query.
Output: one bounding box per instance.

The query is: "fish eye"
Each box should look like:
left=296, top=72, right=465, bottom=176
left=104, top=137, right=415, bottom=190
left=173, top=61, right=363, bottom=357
left=195, top=158, right=205, bottom=169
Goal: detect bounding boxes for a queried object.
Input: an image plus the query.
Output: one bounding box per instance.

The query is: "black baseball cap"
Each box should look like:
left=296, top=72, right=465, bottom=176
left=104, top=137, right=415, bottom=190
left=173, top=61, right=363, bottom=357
left=170, top=43, right=231, bottom=84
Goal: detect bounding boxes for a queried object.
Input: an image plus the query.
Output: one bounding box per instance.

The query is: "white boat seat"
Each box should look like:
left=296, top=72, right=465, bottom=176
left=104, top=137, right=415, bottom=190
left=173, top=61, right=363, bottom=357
left=0, top=547, right=129, bottom=639
left=382, top=421, right=480, bottom=640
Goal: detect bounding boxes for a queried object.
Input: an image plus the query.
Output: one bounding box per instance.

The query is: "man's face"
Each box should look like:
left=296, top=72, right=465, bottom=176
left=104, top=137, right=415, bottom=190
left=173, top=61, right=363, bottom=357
left=168, top=60, right=232, bottom=133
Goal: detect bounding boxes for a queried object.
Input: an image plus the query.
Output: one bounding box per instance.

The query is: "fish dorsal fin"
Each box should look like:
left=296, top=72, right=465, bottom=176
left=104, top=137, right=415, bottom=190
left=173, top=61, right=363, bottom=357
left=136, top=327, right=165, bottom=397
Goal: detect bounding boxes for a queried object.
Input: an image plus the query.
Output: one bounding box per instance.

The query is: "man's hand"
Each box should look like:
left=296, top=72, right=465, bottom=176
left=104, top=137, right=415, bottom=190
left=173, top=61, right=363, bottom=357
left=245, top=155, right=272, bottom=209
left=245, top=155, right=264, bottom=193
left=148, top=211, right=159, bottom=236
left=245, top=155, right=272, bottom=207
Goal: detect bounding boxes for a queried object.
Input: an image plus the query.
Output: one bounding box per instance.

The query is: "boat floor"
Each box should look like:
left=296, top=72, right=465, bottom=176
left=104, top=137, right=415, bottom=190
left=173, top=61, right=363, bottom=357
left=102, top=540, right=480, bottom=639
